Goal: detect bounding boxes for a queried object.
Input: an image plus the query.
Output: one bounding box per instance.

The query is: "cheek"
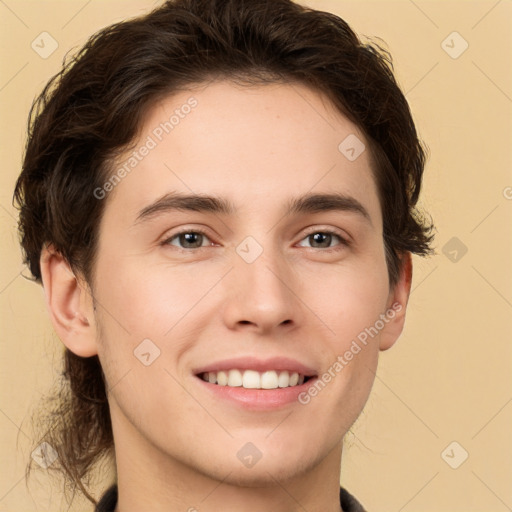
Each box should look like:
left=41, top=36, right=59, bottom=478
left=297, top=256, right=389, bottom=412
left=301, top=258, right=390, bottom=340
left=93, top=255, right=214, bottom=339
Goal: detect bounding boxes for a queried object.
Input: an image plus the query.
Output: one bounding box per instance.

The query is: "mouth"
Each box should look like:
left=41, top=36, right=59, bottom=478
left=196, top=369, right=315, bottom=390
left=192, top=356, right=319, bottom=409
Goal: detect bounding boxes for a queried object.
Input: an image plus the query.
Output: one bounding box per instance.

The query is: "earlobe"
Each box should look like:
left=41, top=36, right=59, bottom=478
left=379, top=252, right=413, bottom=351
left=40, top=245, right=98, bottom=357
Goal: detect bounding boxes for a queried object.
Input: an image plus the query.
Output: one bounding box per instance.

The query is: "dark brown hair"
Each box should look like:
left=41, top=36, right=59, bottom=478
left=14, top=0, right=433, bottom=505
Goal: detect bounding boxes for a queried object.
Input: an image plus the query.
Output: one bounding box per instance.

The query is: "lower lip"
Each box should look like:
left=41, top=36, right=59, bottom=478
left=194, top=375, right=318, bottom=411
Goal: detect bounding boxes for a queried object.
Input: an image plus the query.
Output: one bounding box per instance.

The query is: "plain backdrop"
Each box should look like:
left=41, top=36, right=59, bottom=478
left=1, top=1, right=511, bottom=511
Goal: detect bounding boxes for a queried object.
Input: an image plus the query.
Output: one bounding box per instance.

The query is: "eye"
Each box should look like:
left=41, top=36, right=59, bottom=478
left=161, top=228, right=349, bottom=251
left=163, top=229, right=213, bottom=249
left=297, top=230, right=349, bottom=250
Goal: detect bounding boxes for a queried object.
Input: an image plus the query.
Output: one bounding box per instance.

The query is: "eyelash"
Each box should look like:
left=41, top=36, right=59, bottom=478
left=162, top=227, right=350, bottom=252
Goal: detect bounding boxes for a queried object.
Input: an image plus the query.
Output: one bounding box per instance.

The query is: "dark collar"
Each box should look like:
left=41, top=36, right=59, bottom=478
left=96, top=483, right=366, bottom=512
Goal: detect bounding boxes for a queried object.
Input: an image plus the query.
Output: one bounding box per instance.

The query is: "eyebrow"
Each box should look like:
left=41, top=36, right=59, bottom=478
left=135, top=191, right=371, bottom=225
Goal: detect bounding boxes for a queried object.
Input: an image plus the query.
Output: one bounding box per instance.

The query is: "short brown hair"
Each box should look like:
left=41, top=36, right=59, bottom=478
left=14, top=0, right=433, bottom=505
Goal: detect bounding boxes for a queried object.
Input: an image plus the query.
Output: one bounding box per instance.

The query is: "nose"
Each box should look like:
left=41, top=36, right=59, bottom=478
left=221, top=244, right=300, bottom=335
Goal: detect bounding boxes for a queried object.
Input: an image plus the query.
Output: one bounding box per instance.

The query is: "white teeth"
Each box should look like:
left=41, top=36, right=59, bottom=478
left=217, top=370, right=228, bottom=386
left=200, top=369, right=308, bottom=389
left=277, top=371, right=289, bottom=388
left=261, top=370, right=278, bottom=389
left=289, top=372, right=299, bottom=386
left=242, top=370, right=260, bottom=389
left=227, top=369, right=243, bottom=387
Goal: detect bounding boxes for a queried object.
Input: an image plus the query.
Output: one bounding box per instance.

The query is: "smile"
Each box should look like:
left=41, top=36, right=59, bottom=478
left=198, top=369, right=313, bottom=389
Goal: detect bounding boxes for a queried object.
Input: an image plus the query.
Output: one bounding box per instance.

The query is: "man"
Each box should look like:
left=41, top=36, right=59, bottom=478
left=14, top=0, right=433, bottom=510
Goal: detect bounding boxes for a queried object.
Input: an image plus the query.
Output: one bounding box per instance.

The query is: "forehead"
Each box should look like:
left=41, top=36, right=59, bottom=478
left=102, top=79, right=381, bottom=225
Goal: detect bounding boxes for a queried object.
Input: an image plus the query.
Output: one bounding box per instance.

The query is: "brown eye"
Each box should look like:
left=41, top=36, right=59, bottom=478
left=297, top=230, right=349, bottom=250
left=164, top=230, right=212, bottom=249
left=309, top=232, right=333, bottom=248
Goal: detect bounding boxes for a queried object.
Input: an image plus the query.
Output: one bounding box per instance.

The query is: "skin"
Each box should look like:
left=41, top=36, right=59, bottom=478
left=40, top=80, right=412, bottom=512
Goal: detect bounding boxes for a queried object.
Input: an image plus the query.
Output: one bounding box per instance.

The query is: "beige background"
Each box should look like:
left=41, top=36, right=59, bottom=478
left=1, top=0, right=511, bottom=511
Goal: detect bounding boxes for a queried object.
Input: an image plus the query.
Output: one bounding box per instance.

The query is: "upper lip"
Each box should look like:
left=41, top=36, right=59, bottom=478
left=193, top=356, right=318, bottom=377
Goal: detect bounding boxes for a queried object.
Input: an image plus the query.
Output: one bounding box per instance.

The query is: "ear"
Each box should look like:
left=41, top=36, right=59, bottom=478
left=40, top=244, right=98, bottom=357
left=379, top=252, right=413, bottom=351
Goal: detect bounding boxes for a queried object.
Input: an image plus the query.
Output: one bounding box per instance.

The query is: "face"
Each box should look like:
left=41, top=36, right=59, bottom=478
left=74, top=80, right=408, bottom=485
